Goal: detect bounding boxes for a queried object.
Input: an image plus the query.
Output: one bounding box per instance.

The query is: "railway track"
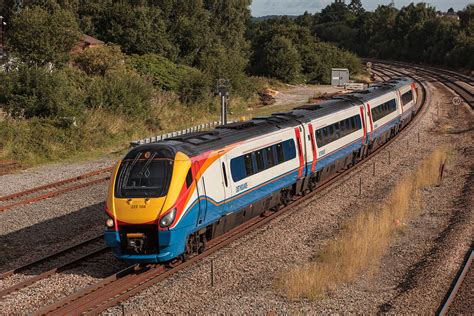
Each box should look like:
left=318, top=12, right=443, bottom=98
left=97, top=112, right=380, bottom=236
left=31, top=65, right=432, bottom=315
left=438, top=248, right=473, bottom=315
left=0, top=234, right=107, bottom=299
left=370, top=60, right=473, bottom=109
left=0, top=166, right=113, bottom=212
left=0, top=160, right=23, bottom=176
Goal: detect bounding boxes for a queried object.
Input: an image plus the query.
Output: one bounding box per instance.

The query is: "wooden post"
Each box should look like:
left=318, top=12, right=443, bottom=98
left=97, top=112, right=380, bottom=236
left=372, top=161, right=376, bottom=176
left=359, top=177, right=362, bottom=196
left=417, top=132, right=420, bottom=143
left=388, top=151, right=391, bottom=165
left=211, top=260, right=215, bottom=287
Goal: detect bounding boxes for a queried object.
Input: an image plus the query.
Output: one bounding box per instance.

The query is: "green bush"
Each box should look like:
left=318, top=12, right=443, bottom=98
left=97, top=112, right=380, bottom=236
left=74, top=44, right=126, bottom=76
left=86, top=68, right=154, bottom=116
left=1, top=66, right=86, bottom=119
left=128, top=53, right=211, bottom=103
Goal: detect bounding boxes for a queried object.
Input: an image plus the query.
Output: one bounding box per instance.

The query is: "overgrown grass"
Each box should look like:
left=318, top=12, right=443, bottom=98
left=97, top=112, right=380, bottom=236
left=276, top=147, right=448, bottom=300
left=0, top=109, right=149, bottom=164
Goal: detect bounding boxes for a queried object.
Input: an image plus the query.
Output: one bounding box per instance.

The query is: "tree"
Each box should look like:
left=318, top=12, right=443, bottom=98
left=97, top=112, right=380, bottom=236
left=7, top=6, right=80, bottom=66
left=348, top=0, right=364, bottom=16
left=73, top=44, right=125, bottom=76
left=262, top=35, right=301, bottom=82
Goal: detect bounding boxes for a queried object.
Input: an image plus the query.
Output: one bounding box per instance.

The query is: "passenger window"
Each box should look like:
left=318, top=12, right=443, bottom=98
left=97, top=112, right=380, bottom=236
left=265, top=146, right=275, bottom=168
left=254, top=150, right=265, bottom=172
left=244, top=154, right=254, bottom=176
left=230, top=156, right=246, bottom=182
left=282, top=140, right=296, bottom=160
left=316, top=129, right=323, bottom=147
left=328, top=125, right=335, bottom=142
left=275, top=144, right=284, bottom=164
left=186, top=168, right=193, bottom=188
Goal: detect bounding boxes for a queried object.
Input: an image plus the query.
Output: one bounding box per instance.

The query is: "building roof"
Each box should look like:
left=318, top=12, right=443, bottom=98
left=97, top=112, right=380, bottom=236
left=82, top=35, right=104, bottom=45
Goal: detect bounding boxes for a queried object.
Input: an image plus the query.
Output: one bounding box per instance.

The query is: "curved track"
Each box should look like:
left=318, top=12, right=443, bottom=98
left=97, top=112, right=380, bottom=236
left=370, top=60, right=473, bottom=109
left=32, top=64, right=433, bottom=315
left=437, top=248, right=473, bottom=315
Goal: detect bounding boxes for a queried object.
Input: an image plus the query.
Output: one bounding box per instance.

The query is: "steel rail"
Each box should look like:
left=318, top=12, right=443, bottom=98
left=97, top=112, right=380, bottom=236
left=33, top=65, right=430, bottom=315
left=0, top=167, right=112, bottom=212
left=374, top=62, right=473, bottom=109
left=438, top=248, right=473, bottom=316
left=0, top=235, right=103, bottom=280
left=0, top=246, right=108, bottom=299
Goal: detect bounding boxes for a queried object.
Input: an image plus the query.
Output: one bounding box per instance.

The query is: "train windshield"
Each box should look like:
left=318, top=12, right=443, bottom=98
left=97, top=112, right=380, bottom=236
left=115, top=151, right=173, bottom=198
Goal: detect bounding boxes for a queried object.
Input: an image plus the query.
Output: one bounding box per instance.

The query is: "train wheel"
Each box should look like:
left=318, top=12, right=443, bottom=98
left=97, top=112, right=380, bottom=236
left=308, top=177, right=317, bottom=192
left=198, top=235, right=207, bottom=254
left=281, top=189, right=292, bottom=207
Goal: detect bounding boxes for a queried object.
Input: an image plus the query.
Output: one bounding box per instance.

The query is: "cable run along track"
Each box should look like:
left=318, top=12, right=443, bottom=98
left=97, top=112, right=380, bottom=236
left=0, top=166, right=113, bottom=212
left=31, top=65, right=432, bottom=315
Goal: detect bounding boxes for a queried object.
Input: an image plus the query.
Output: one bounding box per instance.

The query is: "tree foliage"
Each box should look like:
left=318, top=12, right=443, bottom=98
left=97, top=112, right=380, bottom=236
left=7, top=6, right=81, bottom=66
left=298, top=2, right=473, bottom=70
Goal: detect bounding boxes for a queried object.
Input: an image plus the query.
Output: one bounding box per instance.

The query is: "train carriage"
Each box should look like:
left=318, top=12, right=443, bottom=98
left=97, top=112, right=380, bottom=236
left=105, top=77, right=417, bottom=264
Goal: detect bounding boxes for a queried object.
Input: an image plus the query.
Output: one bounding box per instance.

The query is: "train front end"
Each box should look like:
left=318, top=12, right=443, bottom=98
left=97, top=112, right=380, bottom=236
left=104, top=144, right=191, bottom=263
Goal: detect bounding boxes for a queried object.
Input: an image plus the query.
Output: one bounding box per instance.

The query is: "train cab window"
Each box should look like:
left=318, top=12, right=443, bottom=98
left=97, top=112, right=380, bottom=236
left=185, top=168, right=193, bottom=188
left=230, top=156, right=246, bottom=182
left=265, top=146, right=275, bottom=168
left=254, top=150, right=265, bottom=172
left=275, top=143, right=284, bottom=164
left=244, top=154, right=254, bottom=177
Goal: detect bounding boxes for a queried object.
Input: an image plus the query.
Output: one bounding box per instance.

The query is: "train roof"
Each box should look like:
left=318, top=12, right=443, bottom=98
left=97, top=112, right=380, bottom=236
left=132, top=77, right=413, bottom=158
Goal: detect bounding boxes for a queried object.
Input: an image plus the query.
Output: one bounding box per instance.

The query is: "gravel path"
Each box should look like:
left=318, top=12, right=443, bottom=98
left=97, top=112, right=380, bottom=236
left=101, top=78, right=472, bottom=314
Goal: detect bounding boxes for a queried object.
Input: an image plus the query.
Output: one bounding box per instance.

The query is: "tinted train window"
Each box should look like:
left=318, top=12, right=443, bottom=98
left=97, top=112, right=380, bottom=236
left=282, top=139, right=296, bottom=160
left=275, top=143, right=284, bottom=164
left=265, top=146, right=275, bottom=168
left=315, top=115, right=362, bottom=147
left=115, top=153, right=173, bottom=198
left=401, top=90, right=413, bottom=106
left=186, top=168, right=193, bottom=188
left=244, top=154, right=254, bottom=176
left=254, top=150, right=265, bottom=172
left=371, top=99, right=397, bottom=122
left=230, top=139, right=296, bottom=182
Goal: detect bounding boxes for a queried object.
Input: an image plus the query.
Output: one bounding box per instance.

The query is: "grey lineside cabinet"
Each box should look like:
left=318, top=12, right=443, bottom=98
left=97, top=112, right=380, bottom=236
left=331, top=68, right=349, bottom=86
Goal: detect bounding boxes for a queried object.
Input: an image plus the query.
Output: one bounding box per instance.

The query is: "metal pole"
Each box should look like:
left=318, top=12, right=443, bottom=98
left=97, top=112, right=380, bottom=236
left=417, top=132, right=420, bottom=143
left=388, top=151, right=391, bottom=165
left=372, top=161, right=376, bottom=176
left=221, top=94, right=226, bottom=125
left=359, top=177, right=362, bottom=196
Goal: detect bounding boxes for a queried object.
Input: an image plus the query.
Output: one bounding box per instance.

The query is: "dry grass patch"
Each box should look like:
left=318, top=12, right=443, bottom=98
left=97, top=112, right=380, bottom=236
left=276, top=147, right=448, bottom=300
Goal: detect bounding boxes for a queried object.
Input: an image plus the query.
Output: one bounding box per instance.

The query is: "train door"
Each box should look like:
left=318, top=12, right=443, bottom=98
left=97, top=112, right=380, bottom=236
left=195, top=161, right=208, bottom=227
left=218, top=152, right=231, bottom=215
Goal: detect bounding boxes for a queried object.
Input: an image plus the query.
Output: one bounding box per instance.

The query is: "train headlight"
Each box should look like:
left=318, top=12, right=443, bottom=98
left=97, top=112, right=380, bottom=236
left=105, top=218, right=115, bottom=228
left=160, top=208, right=177, bottom=228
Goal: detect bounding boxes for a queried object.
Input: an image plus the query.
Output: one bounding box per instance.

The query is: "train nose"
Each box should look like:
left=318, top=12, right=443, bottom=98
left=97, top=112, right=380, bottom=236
left=114, top=196, right=166, bottom=224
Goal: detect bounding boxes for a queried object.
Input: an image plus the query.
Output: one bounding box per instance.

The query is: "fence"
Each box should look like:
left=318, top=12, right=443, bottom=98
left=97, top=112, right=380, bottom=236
left=130, top=120, right=236, bottom=147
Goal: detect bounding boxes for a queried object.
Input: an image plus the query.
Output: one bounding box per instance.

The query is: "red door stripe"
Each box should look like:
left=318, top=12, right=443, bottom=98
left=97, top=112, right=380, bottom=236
left=359, top=106, right=366, bottom=144
left=308, top=123, right=317, bottom=172
left=367, top=103, right=374, bottom=141
left=294, top=127, right=304, bottom=178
